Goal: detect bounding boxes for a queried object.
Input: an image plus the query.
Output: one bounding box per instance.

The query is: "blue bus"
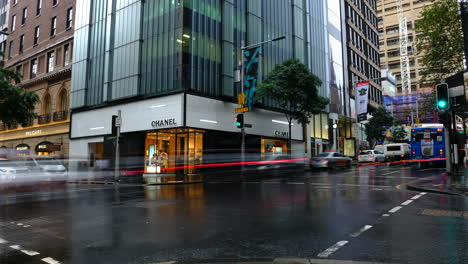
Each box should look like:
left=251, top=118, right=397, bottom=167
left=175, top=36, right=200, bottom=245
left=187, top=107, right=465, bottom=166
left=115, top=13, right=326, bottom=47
left=410, top=126, right=446, bottom=160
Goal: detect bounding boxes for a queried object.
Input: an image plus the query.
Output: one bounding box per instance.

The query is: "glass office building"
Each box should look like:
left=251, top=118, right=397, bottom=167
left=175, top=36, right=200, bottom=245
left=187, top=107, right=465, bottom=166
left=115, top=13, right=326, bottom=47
left=70, top=0, right=334, bottom=182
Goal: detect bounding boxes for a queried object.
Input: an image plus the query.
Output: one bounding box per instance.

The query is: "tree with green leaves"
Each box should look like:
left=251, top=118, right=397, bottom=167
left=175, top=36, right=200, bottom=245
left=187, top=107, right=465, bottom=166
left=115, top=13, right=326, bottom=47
left=365, top=106, right=394, bottom=147
left=390, top=126, right=408, bottom=143
left=256, top=59, right=329, bottom=153
left=0, top=67, right=39, bottom=127
left=415, top=0, right=464, bottom=83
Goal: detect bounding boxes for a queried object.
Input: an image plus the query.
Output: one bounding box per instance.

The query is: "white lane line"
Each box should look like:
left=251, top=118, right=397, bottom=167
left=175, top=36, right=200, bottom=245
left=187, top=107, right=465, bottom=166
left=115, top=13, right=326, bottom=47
left=388, top=206, right=402, bottom=213
left=401, top=200, right=413, bottom=206
left=317, top=240, right=349, bottom=258
left=41, top=257, right=62, bottom=264
left=350, top=225, right=373, bottom=237
left=0, top=238, right=7, bottom=244
left=382, top=214, right=390, bottom=217
left=23, top=225, right=31, bottom=228
left=382, top=171, right=399, bottom=175
left=17, top=223, right=23, bottom=226
left=420, top=192, right=427, bottom=195
left=9, top=245, right=40, bottom=256
left=411, top=195, right=422, bottom=200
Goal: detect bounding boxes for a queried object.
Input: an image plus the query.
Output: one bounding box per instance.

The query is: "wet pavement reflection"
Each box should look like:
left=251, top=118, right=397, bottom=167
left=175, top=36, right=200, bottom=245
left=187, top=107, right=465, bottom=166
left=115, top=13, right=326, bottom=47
left=0, top=165, right=466, bottom=264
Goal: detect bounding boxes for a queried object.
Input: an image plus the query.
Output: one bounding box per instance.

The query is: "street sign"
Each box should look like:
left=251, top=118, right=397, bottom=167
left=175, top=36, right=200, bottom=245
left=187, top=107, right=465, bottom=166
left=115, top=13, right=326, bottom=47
left=235, top=107, right=249, bottom=113
left=245, top=124, right=252, bottom=128
left=115, top=117, right=121, bottom=127
left=237, top=93, right=246, bottom=105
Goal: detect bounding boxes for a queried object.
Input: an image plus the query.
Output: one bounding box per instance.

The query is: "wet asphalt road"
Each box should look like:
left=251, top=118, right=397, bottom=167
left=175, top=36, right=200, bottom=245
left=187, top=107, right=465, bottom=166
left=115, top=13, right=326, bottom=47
left=0, top=165, right=467, bottom=264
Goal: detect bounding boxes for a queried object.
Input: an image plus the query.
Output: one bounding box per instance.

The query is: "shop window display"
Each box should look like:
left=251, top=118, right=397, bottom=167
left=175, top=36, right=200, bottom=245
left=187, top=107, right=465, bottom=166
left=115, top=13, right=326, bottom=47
left=144, top=129, right=203, bottom=175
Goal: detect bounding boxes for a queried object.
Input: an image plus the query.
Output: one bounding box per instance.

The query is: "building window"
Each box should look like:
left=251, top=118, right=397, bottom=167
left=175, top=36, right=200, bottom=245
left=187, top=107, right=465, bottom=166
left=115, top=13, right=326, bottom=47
left=43, top=93, right=51, bottom=115
left=11, top=15, right=15, bottom=31
left=59, top=89, right=68, bottom=112
left=52, top=0, right=58, bottom=6
left=34, top=26, right=40, bottom=45
left=21, top=7, right=27, bottom=25
left=66, top=7, right=73, bottom=29
left=36, top=0, right=42, bottom=16
left=47, top=51, right=54, bottom=72
left=63, top=43, right=69, bottom=66
left=30, top=58, right=37, bottom=78
left=50, top=16, right=56, bottom=36
left=8, top=40, right=13, bottom=58
left=19, top=34, right=24, bottom=53
left=16, top=64, right=22, bottom=75
left=12, top=0, right=17, bottom=5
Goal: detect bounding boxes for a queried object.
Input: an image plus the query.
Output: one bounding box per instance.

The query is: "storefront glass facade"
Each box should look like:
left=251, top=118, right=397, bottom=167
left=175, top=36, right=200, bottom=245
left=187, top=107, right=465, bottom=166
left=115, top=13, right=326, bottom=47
left=144, top=129, right=203, bottom=175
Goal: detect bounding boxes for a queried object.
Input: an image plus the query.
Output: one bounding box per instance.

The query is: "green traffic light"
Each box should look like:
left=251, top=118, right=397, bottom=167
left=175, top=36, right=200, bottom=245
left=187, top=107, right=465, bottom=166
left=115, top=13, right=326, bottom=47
left=236, top=122, right=241, bottom=126
left=437, top=100, right=447, bottom=108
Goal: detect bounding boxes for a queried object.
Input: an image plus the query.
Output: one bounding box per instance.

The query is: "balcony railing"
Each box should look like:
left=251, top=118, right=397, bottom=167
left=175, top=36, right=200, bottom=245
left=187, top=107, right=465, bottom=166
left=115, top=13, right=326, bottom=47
left=53, top=111, right=68, bottom=122
left=23, top=119, right=34, bottom=127
left=38, top=114, right=51, bottom=125
left=7, top=122, right=18, bottom=130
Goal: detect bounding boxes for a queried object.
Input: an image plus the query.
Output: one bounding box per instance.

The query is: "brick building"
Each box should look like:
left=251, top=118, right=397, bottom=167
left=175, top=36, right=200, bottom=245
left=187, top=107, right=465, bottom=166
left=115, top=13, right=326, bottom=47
left=0, top=0, right=75, bottom=157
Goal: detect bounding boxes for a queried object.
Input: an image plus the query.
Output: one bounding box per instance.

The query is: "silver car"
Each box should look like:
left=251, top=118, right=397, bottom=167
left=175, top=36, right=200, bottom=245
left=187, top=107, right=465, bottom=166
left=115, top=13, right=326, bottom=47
left=310, top=152, right=352, bottom=169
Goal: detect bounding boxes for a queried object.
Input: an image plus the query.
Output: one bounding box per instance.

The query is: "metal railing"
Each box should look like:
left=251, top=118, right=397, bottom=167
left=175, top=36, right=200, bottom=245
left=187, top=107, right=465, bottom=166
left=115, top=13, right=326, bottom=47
left=53, top=111, right=68, bottom=122
left=38, top=114, right=51, bottom=124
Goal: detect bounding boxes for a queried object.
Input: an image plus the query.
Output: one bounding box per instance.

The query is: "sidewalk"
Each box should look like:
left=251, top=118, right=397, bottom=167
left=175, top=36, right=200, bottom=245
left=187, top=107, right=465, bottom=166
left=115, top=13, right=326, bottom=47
left=153, top=258, right=392, bottom=264
left=406, top=171, right=468, bottom=196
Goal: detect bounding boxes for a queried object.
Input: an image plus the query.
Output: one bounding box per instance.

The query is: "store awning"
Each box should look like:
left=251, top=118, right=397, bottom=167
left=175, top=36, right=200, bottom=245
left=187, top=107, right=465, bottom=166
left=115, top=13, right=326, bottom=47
left=35, top=142, right=61, bottom=152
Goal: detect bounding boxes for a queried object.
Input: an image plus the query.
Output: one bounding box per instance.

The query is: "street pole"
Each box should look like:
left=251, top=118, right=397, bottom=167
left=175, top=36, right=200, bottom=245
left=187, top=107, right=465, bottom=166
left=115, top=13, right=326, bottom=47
left=115, top=110, right=121, bottom=182
left=240, top=40, right=246, bottom=175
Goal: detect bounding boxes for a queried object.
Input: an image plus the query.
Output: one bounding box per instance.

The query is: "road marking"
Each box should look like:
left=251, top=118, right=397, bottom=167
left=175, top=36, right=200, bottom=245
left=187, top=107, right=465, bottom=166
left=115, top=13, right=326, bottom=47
left=0, top=238, right=7, bottom=244
left=401, top=200, right=413, bottom=206
left=388, top=206, right=402, bottom=213
left=23, top=225, right=30, bottom=228
left=350, top=225, right=373, bottom=237
left=317, top=240, right=349, bottom=258
left=421, top=192, right=427, bottom=195
left=10, top=245, right=40, bottom=256
left=17, top=223, right=23, bottom=226
left=382, top=214, right=390, bottom=217
left=411, top=195, right=422, bottom=200
left=382, top=171, right=399, bottom=175
left=42, top=257, right=62, bottom=264
left=287, top=182, right=305, bottom=185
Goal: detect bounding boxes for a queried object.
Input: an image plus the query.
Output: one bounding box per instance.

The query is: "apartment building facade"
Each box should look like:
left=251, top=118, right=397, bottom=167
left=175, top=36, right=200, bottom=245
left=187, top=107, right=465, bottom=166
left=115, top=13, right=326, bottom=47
left=0, top=0, right=75, bottom=158
left=377, top=0, right=433, bottom=95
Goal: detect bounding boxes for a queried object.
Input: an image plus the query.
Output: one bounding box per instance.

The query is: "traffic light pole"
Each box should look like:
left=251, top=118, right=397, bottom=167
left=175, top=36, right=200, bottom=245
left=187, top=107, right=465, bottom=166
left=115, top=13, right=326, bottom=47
left=241, top=41, right=246, bottom=176
left=115, top=110, right=121, bottom=182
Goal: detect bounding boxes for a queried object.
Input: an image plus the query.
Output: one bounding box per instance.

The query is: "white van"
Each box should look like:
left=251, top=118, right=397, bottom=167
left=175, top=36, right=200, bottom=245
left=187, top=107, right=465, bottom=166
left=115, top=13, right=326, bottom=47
left=384, top=143, right=410, bottom=160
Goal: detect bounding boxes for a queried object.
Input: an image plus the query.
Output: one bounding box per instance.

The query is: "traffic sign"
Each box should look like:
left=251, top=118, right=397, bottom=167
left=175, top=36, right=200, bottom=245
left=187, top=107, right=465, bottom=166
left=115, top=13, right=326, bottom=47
left=237, top=93, right=246, bottom=105
left=235, top=107, right=249, bottom=113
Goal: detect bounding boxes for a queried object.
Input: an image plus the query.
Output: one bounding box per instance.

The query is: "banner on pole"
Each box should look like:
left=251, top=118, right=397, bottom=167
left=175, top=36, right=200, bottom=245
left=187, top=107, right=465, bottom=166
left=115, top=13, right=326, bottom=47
left=243, top=46, right=261, bottom=111
left=356, top=81, right=370, bottom=122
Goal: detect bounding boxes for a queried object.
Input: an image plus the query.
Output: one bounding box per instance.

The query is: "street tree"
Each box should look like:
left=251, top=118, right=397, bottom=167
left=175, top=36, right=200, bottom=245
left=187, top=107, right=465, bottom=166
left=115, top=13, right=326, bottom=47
left=390, top=125, right=408, bottom=143
left=415, top=0, right=464, bottom=83
left=257, top=59, right=329, bottom=153
left=0, top=67, right=39, bottom=127
left=365, top=106, right=394, bottom=147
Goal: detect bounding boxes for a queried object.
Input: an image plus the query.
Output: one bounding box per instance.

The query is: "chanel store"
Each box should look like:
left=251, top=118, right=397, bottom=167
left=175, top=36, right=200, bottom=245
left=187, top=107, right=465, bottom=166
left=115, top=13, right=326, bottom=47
left=70, top=94, right=305, bottom=183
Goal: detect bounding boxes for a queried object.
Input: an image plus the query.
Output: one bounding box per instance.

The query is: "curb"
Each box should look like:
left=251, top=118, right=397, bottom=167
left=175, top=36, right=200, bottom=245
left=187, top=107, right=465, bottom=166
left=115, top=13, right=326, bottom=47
left=404, top=176, right=464, bottom=196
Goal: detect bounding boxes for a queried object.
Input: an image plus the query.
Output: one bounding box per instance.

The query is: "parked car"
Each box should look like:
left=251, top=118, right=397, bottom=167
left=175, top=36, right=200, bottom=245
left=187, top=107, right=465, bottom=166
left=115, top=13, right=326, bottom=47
left=384, top=143, right=410, bottom=161
left=358, top=150, right=386, bottom=163
left=374, top=145, right=385, bottom=153
left=310, top=152, right=352, bottom=169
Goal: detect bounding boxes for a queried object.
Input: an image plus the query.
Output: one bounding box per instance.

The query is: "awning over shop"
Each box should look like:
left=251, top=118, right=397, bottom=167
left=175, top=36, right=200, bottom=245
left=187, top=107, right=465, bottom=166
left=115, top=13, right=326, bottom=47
left=35, top=142, right=61, bottom=152
left=15, top=144, right=30, bottom=154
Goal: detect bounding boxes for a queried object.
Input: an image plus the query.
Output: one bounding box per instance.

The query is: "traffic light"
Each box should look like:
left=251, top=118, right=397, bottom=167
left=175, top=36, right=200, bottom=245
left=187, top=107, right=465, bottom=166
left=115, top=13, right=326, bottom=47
left=436, top=83, right=449, bottom=110
left=236, top=114, right=244, bottom=128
